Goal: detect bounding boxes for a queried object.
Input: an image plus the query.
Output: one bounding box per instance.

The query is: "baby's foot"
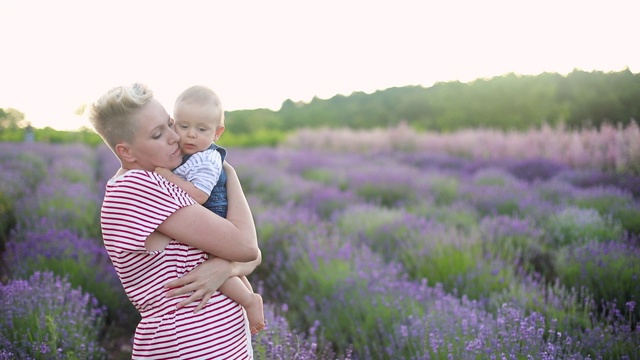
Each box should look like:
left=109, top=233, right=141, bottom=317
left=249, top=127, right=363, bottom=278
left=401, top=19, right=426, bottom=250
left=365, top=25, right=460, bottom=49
left=245, top=293, right=265, bottom=335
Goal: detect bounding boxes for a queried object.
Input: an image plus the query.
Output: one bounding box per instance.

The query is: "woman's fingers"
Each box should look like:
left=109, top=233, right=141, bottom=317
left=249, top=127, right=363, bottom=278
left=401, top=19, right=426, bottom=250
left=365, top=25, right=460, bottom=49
left=193, top=293, right=214, bottom=313
left=176, top=291, right=199, bottom=309
left=166, top=285, right=194, bottom=299
left=164, top=258, right=230, bottom=311
left=165, top=274, right=217, bottom=313
left=173, top=288, right=214, bottom=313
left=165, top=273, right=190, bottom=289
left=164, top=275, right=195, bottom=297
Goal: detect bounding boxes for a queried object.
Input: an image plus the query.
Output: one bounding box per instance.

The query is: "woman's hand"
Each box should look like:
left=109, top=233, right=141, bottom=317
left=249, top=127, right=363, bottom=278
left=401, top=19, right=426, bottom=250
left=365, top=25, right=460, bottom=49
left=164, top=257, right=232, bottom=313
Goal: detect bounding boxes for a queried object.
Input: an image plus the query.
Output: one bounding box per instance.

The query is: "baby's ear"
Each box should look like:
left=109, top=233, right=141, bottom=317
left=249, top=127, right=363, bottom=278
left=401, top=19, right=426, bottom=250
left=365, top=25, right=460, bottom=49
left=214, top=125, right=225, bottom=141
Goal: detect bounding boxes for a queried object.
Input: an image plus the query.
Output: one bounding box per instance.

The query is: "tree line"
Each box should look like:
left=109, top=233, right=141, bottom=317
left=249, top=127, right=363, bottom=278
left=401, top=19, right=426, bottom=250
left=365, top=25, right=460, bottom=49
left=2, top=68, right=639, bottom=145
left=226, top=68, right=639, bottom=135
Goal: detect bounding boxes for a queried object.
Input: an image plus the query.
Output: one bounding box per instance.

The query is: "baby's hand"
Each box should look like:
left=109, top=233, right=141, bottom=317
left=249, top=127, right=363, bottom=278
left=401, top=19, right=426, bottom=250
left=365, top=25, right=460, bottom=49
left=155, top=167, right=174, bottom=181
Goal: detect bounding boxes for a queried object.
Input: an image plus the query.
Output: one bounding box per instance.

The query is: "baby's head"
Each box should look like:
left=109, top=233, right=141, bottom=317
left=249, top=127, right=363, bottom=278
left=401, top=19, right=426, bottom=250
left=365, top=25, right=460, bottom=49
left=174, top=85, right=225, bottom=155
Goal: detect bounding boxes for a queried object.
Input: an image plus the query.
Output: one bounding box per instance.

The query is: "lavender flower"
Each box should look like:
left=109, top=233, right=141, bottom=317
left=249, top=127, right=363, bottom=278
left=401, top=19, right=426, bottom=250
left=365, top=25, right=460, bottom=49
left=0, top=271, right=107, bottom=359
left=4, top=227, right=133, bottom=325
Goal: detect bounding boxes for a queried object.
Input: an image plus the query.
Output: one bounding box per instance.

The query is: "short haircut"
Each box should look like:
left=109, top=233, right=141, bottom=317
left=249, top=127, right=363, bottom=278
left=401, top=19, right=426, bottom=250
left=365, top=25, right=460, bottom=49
left=89, top=83, right=154, bottom=152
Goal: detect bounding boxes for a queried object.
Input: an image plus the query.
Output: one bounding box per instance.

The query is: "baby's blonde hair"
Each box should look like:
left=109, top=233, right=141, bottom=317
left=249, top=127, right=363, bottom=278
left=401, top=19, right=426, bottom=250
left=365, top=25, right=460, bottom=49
left=89, top=83, right=154, bottom=152
left=175, top=85, right=224, bottom=126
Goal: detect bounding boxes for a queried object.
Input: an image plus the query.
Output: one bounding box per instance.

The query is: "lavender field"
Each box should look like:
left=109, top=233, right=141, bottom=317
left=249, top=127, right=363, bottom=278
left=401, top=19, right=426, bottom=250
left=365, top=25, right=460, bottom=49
left=1, top=124, right=639, bottom=359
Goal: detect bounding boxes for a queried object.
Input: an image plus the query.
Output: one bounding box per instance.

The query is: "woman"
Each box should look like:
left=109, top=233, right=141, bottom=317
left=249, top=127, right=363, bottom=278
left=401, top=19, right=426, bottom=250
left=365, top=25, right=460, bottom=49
left=89, top=83, right=260, bottom=359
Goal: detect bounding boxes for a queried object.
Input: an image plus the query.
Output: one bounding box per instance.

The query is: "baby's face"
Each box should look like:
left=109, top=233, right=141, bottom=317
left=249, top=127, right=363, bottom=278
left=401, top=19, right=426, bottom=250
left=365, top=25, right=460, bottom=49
left=173, top=103, right=220, bottom=155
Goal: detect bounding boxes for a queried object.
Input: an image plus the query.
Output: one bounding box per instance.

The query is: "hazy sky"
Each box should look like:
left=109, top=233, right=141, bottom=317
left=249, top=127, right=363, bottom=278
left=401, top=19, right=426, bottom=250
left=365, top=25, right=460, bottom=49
left=2, top=0, right=638, bottom=130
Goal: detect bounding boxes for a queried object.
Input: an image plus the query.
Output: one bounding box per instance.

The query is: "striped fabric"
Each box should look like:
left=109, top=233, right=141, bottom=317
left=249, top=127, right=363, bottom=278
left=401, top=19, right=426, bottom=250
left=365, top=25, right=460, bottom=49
left=101, top=170, right=252, bottom=359
left=173, top=148, right=223, bottom=196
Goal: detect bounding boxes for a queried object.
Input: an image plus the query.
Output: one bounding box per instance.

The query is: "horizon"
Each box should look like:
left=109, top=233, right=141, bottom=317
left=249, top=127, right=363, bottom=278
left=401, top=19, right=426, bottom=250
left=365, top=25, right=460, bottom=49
left=11, top=68, right=639, bottom=133
left=2, top=0, right=639, bottom=131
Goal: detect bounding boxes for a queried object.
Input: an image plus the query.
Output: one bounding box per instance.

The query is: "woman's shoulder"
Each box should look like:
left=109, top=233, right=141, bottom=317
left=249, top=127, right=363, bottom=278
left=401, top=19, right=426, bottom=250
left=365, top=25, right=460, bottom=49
left=108, top=170, right=190, bottom=198
left=110, top=169, right=173, bottom=184
left=105, top=169, right=196, bottom=210
left=109, top=168, right=152, bottom=181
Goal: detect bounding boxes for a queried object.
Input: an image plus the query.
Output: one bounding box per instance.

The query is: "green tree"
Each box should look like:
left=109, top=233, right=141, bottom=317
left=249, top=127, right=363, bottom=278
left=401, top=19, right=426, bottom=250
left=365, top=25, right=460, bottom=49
left=0, top=108, right=26, bottom=131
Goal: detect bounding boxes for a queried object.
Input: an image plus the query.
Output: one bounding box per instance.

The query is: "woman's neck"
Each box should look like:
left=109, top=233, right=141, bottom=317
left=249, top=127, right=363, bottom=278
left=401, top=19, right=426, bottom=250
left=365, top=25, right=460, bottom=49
left=115, top=167, right=132, bottom=177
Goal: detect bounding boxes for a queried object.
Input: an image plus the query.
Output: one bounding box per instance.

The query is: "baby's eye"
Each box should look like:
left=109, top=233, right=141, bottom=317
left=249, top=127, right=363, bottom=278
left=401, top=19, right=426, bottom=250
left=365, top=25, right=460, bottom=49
left=179, top=124, right=188, bottom=129
left=198, top=128, right=207, bottom=132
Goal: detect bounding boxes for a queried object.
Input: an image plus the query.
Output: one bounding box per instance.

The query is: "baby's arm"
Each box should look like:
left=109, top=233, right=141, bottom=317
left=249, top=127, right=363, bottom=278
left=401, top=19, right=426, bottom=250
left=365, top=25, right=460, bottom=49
left=155, top=167, right=209, bottom=204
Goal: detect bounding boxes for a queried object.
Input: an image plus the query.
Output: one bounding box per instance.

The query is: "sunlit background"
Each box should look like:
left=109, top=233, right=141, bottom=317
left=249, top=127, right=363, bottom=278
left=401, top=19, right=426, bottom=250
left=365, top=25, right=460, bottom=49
left=2, top=0, right=638, bottom=131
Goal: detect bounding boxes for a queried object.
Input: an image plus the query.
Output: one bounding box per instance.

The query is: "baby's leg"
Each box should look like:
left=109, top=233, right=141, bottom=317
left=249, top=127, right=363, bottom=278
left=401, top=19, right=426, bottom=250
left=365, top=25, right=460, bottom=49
left=239, top=275, right=253, bottom=292
left=219, top=277, right=265, bottom=334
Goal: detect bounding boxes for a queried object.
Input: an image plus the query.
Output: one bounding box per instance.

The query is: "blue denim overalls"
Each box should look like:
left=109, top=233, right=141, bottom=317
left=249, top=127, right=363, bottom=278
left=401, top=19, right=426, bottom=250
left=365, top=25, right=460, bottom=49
left=181, top=143, right=228, bottom=218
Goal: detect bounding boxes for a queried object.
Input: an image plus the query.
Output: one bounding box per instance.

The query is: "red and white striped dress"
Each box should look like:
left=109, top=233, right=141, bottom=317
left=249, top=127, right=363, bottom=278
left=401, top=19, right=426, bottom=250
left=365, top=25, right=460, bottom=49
left=101, top=170, right=253, bottom=359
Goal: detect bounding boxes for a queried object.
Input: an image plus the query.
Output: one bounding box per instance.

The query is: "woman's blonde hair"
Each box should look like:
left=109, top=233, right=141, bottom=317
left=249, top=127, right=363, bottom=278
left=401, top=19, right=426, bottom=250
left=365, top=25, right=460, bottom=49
left=89, top=83, right=154, bottom=152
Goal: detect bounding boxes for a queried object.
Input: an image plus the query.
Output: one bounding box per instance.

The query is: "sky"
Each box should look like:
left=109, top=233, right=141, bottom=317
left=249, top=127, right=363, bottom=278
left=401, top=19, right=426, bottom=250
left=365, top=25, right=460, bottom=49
left=2, top=0, right=639, bottom=131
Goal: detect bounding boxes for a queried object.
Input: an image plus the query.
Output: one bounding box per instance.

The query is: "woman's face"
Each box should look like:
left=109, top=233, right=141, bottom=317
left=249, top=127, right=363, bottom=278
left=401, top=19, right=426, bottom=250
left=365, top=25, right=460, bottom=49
left=126, top=98, right=183, bottom=171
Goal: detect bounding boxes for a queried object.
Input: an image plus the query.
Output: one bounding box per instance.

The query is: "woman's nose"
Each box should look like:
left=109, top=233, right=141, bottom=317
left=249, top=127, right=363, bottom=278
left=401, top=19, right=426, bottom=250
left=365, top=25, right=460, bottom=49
left=168, top=127, right=180, bottom=143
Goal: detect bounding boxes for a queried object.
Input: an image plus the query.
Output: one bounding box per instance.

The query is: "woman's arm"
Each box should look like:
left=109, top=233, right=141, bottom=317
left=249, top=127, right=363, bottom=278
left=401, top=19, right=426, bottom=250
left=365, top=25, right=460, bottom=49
left=156, top=162, right=258, bottom=262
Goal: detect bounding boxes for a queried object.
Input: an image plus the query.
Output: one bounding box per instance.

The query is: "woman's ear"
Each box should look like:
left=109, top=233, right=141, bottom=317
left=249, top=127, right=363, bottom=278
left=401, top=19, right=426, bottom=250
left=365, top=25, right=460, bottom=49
left=115, top=142, right=135, bottom=163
